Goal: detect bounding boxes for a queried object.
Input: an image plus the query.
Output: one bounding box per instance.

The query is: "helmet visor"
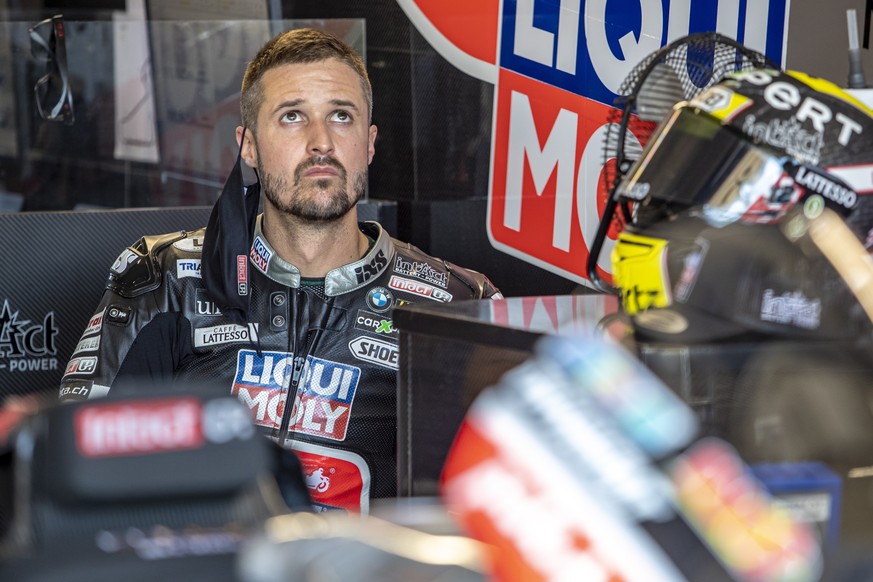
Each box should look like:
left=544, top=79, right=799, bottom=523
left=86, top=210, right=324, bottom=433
left=616, top=107, right=857, bottom=229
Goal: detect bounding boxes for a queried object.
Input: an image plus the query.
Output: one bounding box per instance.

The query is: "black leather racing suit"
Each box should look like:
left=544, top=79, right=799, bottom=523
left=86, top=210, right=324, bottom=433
left=58, top=217, right=501, bottom=513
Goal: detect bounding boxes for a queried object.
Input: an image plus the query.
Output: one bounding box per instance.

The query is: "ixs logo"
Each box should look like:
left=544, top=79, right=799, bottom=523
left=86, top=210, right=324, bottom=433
left=354, top=249, right=388, bottom=284
left=0, top=299, right=59, bottom=373
left=393, top=255, right=449, bottom=288
left=403, top=0, right=788, bottom=284
left=389, top=275, right=452, bottom=302
left=250, top=236, right=272, bottom=274
left=177, top=259, right=201, bottom=279
left=232, top=350, right=361, bottom=441
left=348, top=336, right=399, bottom=370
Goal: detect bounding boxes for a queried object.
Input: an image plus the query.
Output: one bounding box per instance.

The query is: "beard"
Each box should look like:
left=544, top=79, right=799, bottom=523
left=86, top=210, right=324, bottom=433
left=259, top=153, right=367, bottom=222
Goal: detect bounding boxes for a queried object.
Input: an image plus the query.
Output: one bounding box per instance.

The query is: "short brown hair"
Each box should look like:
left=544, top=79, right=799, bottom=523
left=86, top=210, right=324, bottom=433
left=240, top=28, right=373, bottom=131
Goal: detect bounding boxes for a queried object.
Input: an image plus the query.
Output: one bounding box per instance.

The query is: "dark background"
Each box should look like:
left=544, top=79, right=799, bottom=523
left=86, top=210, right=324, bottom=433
left=0, top=0, right=580, bottom=298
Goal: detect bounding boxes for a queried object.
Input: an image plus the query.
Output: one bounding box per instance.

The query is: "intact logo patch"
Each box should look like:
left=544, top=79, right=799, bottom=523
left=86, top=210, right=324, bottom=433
left=393, top=255, right=449, bottom=288
left=389, top=275, right=453, bottom=302
left=348, top=336, right=399, bottom=370
left=232, top=350, right=361, bottom=441
left=177, top=259, right=201, bottom=279
left=354, top=310, right=398, bottom=339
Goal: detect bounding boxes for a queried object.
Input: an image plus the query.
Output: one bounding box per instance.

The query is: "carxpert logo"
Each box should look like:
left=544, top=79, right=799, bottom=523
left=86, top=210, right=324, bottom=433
left=398, top=0, right=789, bottom=284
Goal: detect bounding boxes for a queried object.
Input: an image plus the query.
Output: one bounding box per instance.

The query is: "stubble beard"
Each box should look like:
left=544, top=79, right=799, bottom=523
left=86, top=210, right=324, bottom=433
left=260, top=153, right=367, bottom=222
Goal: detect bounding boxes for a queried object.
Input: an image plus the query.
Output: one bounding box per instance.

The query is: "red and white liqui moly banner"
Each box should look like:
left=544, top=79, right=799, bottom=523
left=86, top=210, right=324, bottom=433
left=397, top=0, right=789, bottom=285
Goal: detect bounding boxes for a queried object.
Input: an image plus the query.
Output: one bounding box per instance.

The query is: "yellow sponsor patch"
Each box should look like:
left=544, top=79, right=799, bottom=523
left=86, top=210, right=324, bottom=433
left=612, top=232, right=672, bottom=314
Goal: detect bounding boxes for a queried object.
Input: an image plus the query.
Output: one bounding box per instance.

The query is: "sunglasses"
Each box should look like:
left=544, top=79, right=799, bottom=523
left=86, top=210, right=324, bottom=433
left=28, top=15, right=75, bottom=124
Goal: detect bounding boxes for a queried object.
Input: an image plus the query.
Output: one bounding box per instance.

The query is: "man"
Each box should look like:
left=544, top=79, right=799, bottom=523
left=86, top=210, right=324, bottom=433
left=58, top=28, right=502, bottom=513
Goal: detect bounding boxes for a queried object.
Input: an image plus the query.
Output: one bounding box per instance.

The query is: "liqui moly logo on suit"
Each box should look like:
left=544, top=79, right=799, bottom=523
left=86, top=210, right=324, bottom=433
left=402, top=0, right=788, bottom=284
left=232, top=350, right=361, bottom=441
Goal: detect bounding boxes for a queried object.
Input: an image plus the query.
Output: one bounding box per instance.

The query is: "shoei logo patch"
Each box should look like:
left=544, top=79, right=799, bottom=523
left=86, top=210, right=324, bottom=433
left=402, top=0, right=788, bottom=284
left=348, top=336, right=399, bottom=370
left=232, top=350, right=360, bottom=441
left=176, top=259, right=201, bottom=279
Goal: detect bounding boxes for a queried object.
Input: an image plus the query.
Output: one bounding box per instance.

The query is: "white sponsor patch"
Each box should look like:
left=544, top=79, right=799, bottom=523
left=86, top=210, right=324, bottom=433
left=194, top=323, right=257, bottom=348
left=177, top=259, right=202, bottom=279
left=348, top=336, right=399, bottom=370
left=82, top=309, right=105, bottom=337
left=73, top=335, right=100, bottom=355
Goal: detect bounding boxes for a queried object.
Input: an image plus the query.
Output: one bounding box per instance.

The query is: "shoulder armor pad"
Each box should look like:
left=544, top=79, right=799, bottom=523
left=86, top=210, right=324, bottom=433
left=107, top=230, right=194, bottom=298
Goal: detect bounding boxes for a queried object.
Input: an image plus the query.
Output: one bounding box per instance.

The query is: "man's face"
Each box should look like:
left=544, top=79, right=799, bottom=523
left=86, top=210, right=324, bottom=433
left=240, top=59, right=377, bottom=222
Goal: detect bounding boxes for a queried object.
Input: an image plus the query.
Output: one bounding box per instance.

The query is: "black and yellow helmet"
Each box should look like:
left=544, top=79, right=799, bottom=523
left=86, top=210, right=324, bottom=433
left=604, top=69, right=873, bottom=342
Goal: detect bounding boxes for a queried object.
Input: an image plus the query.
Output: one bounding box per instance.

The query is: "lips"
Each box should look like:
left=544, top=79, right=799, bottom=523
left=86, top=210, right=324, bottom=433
left=296, top=156, right=346, bottom=181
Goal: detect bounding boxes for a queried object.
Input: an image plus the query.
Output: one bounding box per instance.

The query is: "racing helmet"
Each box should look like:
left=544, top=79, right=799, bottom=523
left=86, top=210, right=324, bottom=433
left=607, top=69, right=873, bottom=343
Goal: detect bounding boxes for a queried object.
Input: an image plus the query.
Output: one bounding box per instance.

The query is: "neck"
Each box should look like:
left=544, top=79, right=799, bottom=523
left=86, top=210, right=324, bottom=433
left=261, top=207, right=368, bottom=278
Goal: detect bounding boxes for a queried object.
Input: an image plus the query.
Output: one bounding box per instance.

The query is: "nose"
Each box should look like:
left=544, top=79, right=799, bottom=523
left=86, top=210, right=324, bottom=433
left=307, top=119, right=335, bottom=157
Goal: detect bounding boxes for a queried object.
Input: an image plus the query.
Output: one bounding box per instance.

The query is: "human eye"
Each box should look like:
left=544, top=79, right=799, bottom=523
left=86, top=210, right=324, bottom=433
left=330, top=110, right=353, bottom=123
left=281, top=110, right=301, bottom=123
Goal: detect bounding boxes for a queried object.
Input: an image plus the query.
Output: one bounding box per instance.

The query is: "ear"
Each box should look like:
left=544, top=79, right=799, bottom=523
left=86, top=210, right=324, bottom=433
left=236, top=126, right=257, bottom=169
left=367, top=124, right=377, bottom=165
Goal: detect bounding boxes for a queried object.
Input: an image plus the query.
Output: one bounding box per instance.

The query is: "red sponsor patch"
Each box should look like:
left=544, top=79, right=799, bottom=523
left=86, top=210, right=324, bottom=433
left=75, top=398, right=204, bottom=458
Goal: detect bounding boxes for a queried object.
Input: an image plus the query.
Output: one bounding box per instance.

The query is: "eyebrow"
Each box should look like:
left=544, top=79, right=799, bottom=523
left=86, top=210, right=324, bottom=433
left=272, top=98, right=361, bottom=115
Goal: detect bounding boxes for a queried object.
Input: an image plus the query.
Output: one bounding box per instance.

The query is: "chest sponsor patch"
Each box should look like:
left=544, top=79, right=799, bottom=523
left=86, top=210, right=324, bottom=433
left=388, top=275, right=452, bottom=302
left=250, top=236, right=271, bottom=274
left=292, top=441, right=371, bottom=514
left=82, top=308, right=105, bottom=337
left=194, top=288, right=222, bottom=316
left=348, top=336, right=399, bottom=370
left=366, top=286, right=393, bottom=313
left=72, top=335, right=100, bottom=356
left=393, top=255, right=449, bottom=288
left=232, top=349, right=361, bottom=441
left=194, top=323, right=257, bottom=348
left=173, top=235, right=204, bottom=253
left=63, top=356, right=98, bottom=378
left=177, top=259, right=202, bottom=279
left=354, top=310, right=398, bottom=339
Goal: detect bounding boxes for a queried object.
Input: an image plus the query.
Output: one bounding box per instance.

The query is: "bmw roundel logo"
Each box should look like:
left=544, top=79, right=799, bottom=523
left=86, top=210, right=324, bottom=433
left=367, top=286, right=393, bottom=313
